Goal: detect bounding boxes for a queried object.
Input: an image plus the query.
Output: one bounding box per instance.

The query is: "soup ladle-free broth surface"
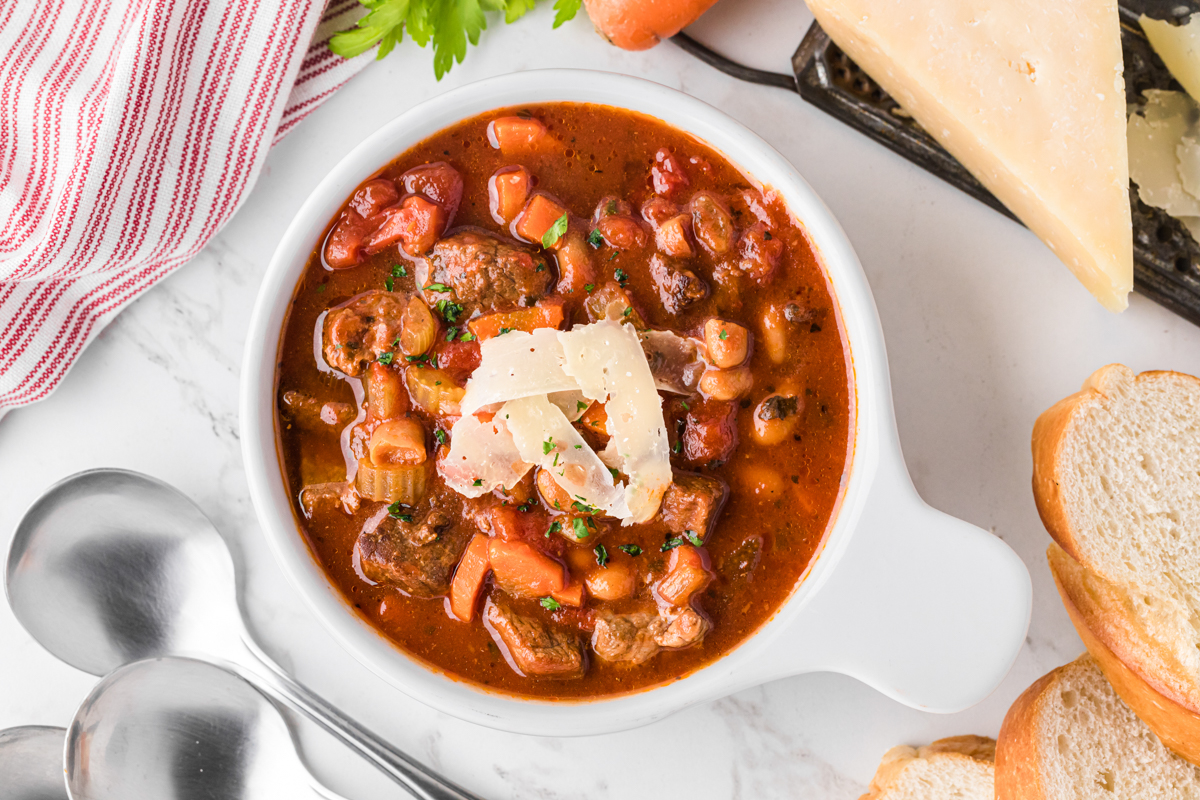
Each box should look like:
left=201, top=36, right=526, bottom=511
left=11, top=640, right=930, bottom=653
left=276, top=103, right=853, bottom=699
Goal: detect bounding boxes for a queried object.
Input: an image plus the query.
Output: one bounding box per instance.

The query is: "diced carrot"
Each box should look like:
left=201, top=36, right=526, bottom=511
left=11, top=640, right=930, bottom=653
left=487, top=116, right=550, bottom=153
left=655, top=213, right=693, bottom=257
left=449, top=534, right=491, bottom=622
left=550, top=579, right=586, bottom=608
left=488, top=539, right=567, bottom=597
left=554, top=230, right=595, bottom=296
left=365, top=195, right=447, bottom=256
left=656, top=545, right=712, bottom=606
left=580, top=402, right=609, bottom=436
left=468, top=302, right=565, bottom=341
left=488, top=166, right=531, bottom=225
left=515, top=194, right=570, bottom=246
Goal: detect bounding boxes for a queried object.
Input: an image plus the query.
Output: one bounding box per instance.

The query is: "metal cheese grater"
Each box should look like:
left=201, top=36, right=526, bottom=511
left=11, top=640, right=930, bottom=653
left=674, top=1, right=1200, bottom=326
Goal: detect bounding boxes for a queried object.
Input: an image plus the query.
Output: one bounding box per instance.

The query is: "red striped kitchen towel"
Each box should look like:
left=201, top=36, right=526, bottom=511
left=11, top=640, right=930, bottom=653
left=0, top=0, right=373, bottom=414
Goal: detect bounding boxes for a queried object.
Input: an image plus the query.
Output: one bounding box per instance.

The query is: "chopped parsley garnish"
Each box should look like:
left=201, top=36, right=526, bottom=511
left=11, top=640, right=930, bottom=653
left=459, top=330, right=476, bottom=342
left=719, top=328, right=729, bottom=340
left=552, top=452, right=560, bottom=467
left=540, top=597, right=562, bottom=611
left=618, top=544, right=643, bottom=556
left=684, top=530, right=704, bottom=547
left=548, top=521, right=562, bottom=536
left=542, top=436, right=554, bottom=455
left=385, top=276, right=395, bottom=291
left=498, top=327, right=514, bottom=335
left=576, top=400, right=588, bottom=412
left=608, top=467, right=619, bottom=480
left=472, top=478, right=483, bottom=487
left=535, top=262, right=546, bottom=272
left=587, top=229, right=604, bottom=248
left=584, top=283, right=595, bottom=292
left=436, top=298, right=464, bottom=323
left=672, top=439, right=682, bottom=454
left=377, top=352, right=395, bottom=365
left=614, top=267, right=629, bottom=287
left=572, top=518, right=589, bottom=539
left=681, top=400, right=690, bottom=411
left=594, top=543, right=609, bottom=568
left=387, top=500, right=412, bottom=522
left=392, top=264, right=407, bottom=277
left=424, top=283, right=451, bottom=293
left=622, top=306, right=632, bottom=318
left=661, top=536, right=686, bottom=552
left=541, top=213, right=570, bottom=249
left=445, top=327, right=457, bottom=341
left=404, top=353, right=428, bottom=363
left=571, top=499, right=600, bottom=515
left=434, top=429, right=447, bottom=445
left=574, top=443, right=583, bottom=449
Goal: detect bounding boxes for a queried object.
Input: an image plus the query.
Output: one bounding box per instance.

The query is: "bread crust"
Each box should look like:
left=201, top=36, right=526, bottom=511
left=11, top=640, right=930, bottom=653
left=1049, top=543, right=1200, bottom=765
left=995, top=667, right=1057, bottom=800
left=859, top=736, right=995, bottom=800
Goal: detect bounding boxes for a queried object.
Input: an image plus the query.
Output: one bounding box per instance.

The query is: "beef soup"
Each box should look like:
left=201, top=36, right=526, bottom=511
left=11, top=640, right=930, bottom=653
left=275, top=103, right=854, bottom=699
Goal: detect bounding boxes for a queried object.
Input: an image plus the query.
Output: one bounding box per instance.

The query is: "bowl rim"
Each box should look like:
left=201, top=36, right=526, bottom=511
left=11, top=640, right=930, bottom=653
left=241, top=68, right=888, bottom=735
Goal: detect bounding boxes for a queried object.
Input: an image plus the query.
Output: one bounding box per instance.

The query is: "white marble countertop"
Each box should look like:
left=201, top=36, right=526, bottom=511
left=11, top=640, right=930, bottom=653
left=4, top=2, right=1200, bottom=797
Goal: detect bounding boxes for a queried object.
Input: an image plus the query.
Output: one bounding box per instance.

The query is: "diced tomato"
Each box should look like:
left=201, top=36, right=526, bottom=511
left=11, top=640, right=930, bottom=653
left=400, top=162, right=463, bottom=222
left=488, top=166, right=531, bottom=225
left=488, top=538, right=567, bottom=597
left=350, top=179, right=400, bottom=219
left=682, top=398, right=738, bottom=466
left=656, top=545, right=712, bottom=606
left=596, top=215, right=647, bottom=250
left=324, top=210, right=376, bottom=269
left=515, top=194, right=570, bottom=246
left=365, top=195, right=447, bottom=256
left=651, top=148, right=689, bottom=196
left=737, top=223, right=784, bottom=285
left=434, top=339, right=481, bottom=380
left=449, top=534, right=491, bottom=622
left=550, top=579, right=586, bottom=608
left=655, top=214, right=693, bottom=257
left=467, top=302, right=565, bottom=341
left=488, top=116, right=550, bottom=153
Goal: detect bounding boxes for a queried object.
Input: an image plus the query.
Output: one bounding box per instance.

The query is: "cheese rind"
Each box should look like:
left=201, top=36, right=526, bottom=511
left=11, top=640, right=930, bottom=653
left=806, top=0, right=1133, bottom=311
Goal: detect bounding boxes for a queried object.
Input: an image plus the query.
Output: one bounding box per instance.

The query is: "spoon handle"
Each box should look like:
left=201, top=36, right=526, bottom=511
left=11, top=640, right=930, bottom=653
left=233, top=638, right=485, bottom=800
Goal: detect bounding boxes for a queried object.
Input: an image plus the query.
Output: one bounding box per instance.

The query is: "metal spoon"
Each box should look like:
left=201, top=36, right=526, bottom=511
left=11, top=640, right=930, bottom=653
left=0, top=726, right=69, bottom=800
left=67, top=657, right=348, bottom=800
left=6, top=469, right=480, bottom=800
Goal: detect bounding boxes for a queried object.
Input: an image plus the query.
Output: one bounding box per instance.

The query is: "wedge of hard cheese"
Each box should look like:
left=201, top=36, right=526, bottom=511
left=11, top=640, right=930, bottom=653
left=805, top=0, right=1133, bottom=311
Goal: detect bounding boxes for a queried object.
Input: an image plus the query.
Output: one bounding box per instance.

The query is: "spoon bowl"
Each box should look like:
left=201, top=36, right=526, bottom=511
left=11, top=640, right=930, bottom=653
left=0, top=726, right=69, bottom=800
left=67, top=658, right=341, bottom=800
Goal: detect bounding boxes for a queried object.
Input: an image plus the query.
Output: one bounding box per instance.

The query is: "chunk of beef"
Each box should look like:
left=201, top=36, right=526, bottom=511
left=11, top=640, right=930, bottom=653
left=280, top=391, right=356, bottom=431
left=659, top=472, right=728, bottom=538
left=322, top=291, right=407, bottom=377
left=591, top=606, right=710, bottom=663
left=355, top=508, right=473, bottom=597
left=592, top=611, right=664, bottom=665
left=649, top=254, right=708, bottom=314
left=681, top=398, right=739, bottom=467
left=641, top=329, right=706, bottom=395
left=484, top=593, right=585, bottom=679
left=299, top=482, right=359, bottom=518
left=424, top=230, right=552, bottom=315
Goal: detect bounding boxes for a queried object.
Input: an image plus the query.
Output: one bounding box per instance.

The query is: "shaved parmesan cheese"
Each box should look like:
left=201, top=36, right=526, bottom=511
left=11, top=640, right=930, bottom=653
left=1128, top=90, right=1200, bottom=223
left=558, top=320, right=671, bottom=524
left=547, top=389, right=590, bottom=422
left=438, top=414, right=531, bottom=497
left=502, top=395, right=630, bottom=518
left=460, top=329, right=578, bottom=415
left=1140, top=15, right=1200, bottom=106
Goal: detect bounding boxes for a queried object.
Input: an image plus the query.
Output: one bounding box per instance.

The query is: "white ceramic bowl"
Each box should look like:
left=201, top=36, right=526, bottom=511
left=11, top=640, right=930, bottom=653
left=241, top=69, right=1032, bottom=736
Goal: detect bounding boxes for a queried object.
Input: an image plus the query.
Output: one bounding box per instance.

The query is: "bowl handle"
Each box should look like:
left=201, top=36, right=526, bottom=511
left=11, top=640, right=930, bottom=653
left=747, top=450, right=1032, bottom=712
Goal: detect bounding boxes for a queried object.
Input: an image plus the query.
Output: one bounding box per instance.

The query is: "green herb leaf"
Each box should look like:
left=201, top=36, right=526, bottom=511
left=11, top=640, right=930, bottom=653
left=387, top=500, right=413, bottom=521
left=445, top=327, right=457, bottom=341
left=385, top=276, right=394, bottom=291
left=540, top=596, right=562, bottom=611
left=377, top=352, right=395, bottom=365
left=498, top=327, right=513, bottom=335
left=587, top=229, right=603, bottom=248
left=622, top=305, right=632, bottom=318
left=681, top=400, right=690, bottom=411
left=552, top=0, right=581, bottom=28
left=672, top=439, right=682, bottom=454
left=618, top=544, right=643, bottom=556
left=424, top=282, right=452, bottom=293
left=393, top=263, right=408, bottom=277
left=661, top=536, right=686, bottom=552
left=329, top=0, right=411, bottom=59
left=607, top=467, right=619, bottom=480
left=685, top=530, right=704, bottom=547
left=584, top=283, right=594, bottom=293
left=572, top=518, right=589, bottom=539
left=594, top=543, right=609, bottom=568
left=719, top=328, right=728, bottom=340
left=576, top=400, right=588, bottom=412
left=541, top=213, right=569, bottom=248
left=548, top=521, right=562, bottom=535
left=434, top=429, right=448, bottom=445
left=472, top=478, right=483, bottom=487
left=614, top=267, right=629, bottom=286
left=542, top=436, right=554, bottom=455
left=459, top=330, right=476, bottom=342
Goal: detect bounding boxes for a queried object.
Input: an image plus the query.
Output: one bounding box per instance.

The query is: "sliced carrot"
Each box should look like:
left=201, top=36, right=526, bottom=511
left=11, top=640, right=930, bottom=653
left=487, top=116, right=550, bottom=152
left=449, top=534, right=491, bottom=622
left=515, top=194, right=570, bottom=246
left=488, top=166, right=531, bottom=225
left=488, top=539, right=566, bottom=597
left=550, top=579, right=586, bottom=608
left=468, top=302, right=565, bottom=341
left=656, top=544, right=712, bottom=606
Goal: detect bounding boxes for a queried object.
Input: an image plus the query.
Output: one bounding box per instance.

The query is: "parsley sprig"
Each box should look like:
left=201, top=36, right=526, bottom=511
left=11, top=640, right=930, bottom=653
left=330, top=0, right=582, bottom=81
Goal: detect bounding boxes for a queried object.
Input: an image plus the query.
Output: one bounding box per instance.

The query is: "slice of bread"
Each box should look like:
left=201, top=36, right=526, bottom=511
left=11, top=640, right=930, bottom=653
left=995, top=654, right=1200, bottom=799
left=1031, top=364, right=1200, bottom=758
left=859, top=736, right=994, bottom=800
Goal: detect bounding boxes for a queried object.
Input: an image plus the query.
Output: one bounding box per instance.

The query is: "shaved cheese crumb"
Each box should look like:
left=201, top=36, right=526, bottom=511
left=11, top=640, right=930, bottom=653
left=558, top=320, right=671, bottom=524
left=502, top=395, right=630, bottom=518
left=460, top=328, right=578, bottom=415
left=438, top=414, right=531, bottom=497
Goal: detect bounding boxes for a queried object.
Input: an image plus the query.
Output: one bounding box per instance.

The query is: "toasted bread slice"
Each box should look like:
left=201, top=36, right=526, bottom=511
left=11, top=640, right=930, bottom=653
left=995, top=654, right=1200, bottom=799
left=859, top=736, right=994, bottom=800
left=1032, top=365, right=1200, bottom=744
